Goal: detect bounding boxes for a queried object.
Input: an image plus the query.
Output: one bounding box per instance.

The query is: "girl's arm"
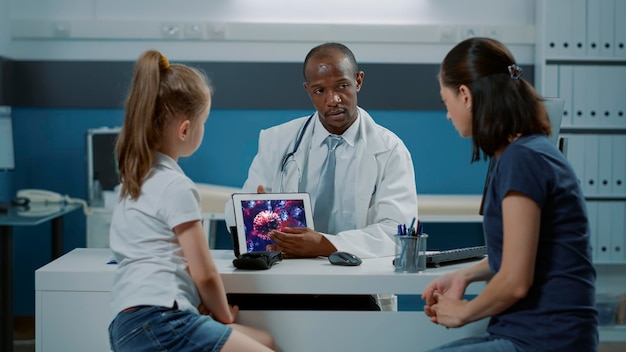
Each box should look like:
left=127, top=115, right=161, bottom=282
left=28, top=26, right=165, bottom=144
left=175, top=220, right=235, bottom=324
left=433, top=191, right=540, bottom=327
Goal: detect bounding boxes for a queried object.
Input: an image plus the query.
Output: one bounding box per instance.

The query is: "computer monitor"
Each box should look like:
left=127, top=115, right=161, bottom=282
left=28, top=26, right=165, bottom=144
left=0, top=107, right=15, bottom=170
left=478, top=98, right=565, bottom=215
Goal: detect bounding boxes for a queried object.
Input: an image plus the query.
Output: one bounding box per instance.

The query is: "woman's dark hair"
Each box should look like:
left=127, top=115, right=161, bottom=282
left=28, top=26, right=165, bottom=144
left=440, top=37, right=551, bottom=161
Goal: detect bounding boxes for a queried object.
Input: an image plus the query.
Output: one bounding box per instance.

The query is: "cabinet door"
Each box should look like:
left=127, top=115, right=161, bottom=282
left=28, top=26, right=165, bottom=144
left=38, top=291, right=111, bottom=352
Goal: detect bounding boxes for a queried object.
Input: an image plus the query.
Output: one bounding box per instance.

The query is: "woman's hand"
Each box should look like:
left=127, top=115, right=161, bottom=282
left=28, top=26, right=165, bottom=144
left=422, top=270, right=468, bottom=320
left=429, top=291, right=470, bottom=328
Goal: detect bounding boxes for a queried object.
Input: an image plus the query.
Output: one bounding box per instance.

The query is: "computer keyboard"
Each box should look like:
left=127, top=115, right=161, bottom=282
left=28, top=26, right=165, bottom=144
left=426, top=245, right=487, bottom=268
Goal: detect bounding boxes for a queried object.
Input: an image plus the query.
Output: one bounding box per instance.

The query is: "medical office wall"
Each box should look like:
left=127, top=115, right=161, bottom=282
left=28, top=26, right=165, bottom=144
left=1, top=0, right=535, bottom=315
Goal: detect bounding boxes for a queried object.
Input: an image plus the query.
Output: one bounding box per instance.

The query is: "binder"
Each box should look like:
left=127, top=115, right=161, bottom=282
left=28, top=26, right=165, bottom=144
left=556, top=0, right=586, bottom=57
left=598, top=66, right=613, bottom=128
left=587, top=0, right=603, bottom=57
left=586, top=201, right=599, bottom=261
left=571, top=0, right=588, bottom=57
left=612, top=136, right=626, bottom=196
left=543, top=0, right=561, bottom=57
left=543, top=64, right=559, bottom=98
left=583, top=135, right=599, bottom=196
left=596, top=202, right=612, bottom=262
left=563, top=134, right=584, bottom=186
left=572, top=66, right=588, bottom=127
left=617, top=67, right=624, bottom=127
left=597, top=135, right=613, bottom=196
left=558, top=65, right=574, bottom=127
left=585, top=66, right=601, bottom=127
left=615, top=0, right=626, bottom=57
left=599, top=0, right=615, bottom=58
left=610, top=202, right=625, bottom=262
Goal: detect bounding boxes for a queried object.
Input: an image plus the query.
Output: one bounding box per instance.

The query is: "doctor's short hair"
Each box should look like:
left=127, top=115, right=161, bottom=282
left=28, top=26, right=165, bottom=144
left=303, top=42, right=359, bottom=80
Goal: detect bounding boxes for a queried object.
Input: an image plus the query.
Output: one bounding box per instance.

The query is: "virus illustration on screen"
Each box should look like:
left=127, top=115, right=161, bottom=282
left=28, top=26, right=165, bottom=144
left=252, top=210, right=281, bottom=240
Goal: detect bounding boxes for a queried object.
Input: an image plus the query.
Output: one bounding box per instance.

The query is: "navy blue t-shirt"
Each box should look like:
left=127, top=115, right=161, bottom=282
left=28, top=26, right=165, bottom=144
left=482, top=134, right=598, bottom=351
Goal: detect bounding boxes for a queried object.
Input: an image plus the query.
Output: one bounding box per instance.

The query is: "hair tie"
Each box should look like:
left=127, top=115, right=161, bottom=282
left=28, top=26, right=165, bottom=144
left=507, top=64, right=523, bottom=80
left=159, top=54, right=170, bottom=70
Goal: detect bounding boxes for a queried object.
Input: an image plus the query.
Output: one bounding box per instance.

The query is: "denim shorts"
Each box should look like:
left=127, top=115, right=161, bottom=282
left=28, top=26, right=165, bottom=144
left=109, top=305, right=232, bottom=352
left=425, top=333, right=526, bottom=352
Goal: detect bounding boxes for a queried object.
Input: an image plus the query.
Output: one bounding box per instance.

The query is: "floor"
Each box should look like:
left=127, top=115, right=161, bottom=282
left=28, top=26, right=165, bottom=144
left=14, top=340, right=626, bottom=352
left=14, top=340, right=35, bottom=352
left=14, top=316, right=34, bottom=352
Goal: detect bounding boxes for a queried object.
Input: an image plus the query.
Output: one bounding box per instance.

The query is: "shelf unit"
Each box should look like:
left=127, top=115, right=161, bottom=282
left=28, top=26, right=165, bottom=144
left=535, top=0, right=626, bottom=338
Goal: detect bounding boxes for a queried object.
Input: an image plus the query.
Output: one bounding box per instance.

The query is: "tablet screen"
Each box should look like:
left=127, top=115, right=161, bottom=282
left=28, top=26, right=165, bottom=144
left=232, top=193, right=314, bottom=256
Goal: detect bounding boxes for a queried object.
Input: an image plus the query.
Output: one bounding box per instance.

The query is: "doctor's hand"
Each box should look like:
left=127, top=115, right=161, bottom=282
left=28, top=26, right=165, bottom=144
left=256, top=185, right=267, bottom=194
left=268, top=227, right=336, bottom=258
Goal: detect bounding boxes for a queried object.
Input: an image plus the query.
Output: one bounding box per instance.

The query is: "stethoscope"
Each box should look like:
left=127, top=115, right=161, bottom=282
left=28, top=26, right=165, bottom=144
left=280, top=113, right=315, bottom=173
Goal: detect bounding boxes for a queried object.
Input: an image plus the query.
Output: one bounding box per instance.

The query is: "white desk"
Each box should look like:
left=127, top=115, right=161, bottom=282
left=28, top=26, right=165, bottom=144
left=36, top=248, right=488, bottom=352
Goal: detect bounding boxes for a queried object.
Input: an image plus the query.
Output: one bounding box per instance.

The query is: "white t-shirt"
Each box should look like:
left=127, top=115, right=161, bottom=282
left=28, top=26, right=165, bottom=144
left=109, top=152, right=202, bottom=321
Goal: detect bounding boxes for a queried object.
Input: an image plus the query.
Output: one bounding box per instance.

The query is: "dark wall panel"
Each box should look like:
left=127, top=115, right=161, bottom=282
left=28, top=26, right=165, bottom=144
left=0, top=57, right=14, bottom=105
left=6, top=60, right=533, bottom=110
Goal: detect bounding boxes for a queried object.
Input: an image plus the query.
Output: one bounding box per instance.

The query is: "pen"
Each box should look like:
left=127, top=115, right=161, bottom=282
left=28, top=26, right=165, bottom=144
left=408, top=217, right=416, bottom=236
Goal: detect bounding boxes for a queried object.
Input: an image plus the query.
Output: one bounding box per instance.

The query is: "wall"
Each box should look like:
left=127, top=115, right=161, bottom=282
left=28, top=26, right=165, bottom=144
left=0, top=0, right=8, bottom=56
left=7, top=0, right=535, bottom=63
left=0, top=0, right=11, bottom=201
left=4, top=0, right=536, bottom=316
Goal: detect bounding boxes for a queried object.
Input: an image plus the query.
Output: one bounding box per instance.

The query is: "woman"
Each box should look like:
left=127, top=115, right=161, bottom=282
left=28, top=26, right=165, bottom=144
left=422, top=37, right=597, bottom=351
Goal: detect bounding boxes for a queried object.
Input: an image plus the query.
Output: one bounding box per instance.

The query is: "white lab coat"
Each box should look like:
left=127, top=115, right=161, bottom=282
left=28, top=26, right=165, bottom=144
left=226, top=107, right=418, bottom=259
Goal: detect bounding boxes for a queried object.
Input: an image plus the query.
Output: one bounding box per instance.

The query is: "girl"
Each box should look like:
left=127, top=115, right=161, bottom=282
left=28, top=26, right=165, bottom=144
left=422, top=38, right=597, bottom=351
left=108, top=50, right=276, bottom=352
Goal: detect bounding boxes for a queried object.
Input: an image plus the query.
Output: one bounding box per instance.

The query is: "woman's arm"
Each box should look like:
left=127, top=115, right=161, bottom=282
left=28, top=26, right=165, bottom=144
left=175, top=220, right=235, bottom=324
left=432, top=191, right=540, bottom=327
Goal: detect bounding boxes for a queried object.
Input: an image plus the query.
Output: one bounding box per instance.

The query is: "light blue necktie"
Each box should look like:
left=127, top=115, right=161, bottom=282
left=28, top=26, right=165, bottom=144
left=314, top=135, right=344, bottom=234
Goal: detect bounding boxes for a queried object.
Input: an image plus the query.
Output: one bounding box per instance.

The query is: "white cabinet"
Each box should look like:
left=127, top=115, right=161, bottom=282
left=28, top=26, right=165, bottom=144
left=536, top=0, right=626, bottom=339
left=536, top=0, right=626, bottom=263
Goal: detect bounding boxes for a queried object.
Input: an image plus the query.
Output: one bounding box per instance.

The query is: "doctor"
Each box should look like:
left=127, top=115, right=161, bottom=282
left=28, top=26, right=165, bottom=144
left=229, top=42, right=418, bottom=260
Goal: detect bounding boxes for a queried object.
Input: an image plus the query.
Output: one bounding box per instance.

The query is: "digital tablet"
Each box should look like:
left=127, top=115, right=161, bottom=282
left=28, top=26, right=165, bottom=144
left=231, top=193, right=314, bottom=257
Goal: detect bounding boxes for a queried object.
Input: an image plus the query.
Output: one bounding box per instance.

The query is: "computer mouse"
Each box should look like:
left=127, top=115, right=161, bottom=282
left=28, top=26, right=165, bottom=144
left=328, top=251, right=362, bottom=266
left=11, top=196, right=30, bottom=207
